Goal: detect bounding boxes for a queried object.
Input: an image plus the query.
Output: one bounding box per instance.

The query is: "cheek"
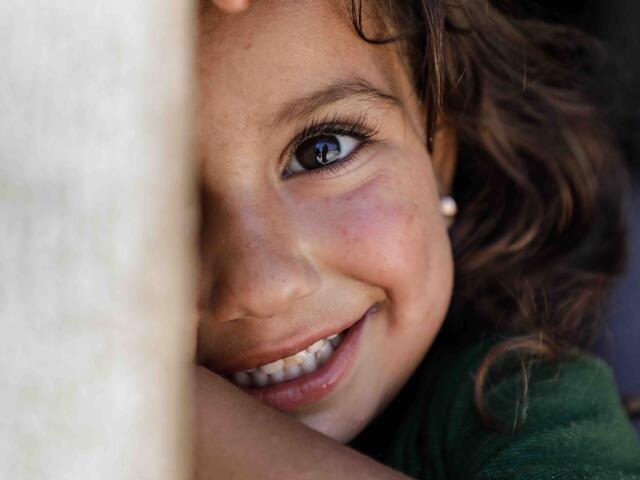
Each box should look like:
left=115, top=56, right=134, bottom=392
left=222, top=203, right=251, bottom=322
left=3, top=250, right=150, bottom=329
left=336, top=193, right=428, bottom=282
left=299, top=165, right=454, bottom=417
left=302, top=167, right=452, bottom=319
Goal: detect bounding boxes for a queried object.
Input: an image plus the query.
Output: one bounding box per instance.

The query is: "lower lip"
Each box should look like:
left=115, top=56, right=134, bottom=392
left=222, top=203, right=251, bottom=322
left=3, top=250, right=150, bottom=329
left=240, top=306, right=373, bottom=411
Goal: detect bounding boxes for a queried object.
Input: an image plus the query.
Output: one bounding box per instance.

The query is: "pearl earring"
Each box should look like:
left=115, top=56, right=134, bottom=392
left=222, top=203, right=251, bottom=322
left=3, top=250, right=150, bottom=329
left=440, top=195, right=457, bottom=225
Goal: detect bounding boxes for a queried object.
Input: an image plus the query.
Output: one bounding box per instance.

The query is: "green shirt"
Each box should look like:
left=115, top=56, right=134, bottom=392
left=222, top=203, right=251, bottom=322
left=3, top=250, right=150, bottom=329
left=350, top=336, right=640, bottom=479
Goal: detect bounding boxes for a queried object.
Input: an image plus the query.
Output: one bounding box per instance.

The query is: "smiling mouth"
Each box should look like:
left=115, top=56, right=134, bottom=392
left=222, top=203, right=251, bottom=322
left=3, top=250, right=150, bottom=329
left=229, top=330, right=347, bottom=388
left=222, top=306, right=375, bottom=411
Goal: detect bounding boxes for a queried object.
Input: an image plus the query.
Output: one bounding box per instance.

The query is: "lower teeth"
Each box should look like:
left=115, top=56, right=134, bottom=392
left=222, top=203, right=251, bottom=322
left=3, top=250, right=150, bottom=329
left=232, top=331, right=345, bottom=388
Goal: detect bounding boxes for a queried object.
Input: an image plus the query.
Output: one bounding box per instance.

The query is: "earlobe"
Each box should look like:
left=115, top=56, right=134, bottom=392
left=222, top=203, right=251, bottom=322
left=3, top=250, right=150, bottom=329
left=430, top=121, right=458, bottom=193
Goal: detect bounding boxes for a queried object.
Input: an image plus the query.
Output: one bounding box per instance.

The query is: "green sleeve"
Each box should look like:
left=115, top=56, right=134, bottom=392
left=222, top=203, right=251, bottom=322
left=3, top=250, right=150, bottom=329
left=413, top=339, right=640, bottom=479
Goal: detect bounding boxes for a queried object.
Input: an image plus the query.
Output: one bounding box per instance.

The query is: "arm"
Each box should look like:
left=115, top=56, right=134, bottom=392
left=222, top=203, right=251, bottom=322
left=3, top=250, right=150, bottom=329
left=194, top=366, right=411, bottom=480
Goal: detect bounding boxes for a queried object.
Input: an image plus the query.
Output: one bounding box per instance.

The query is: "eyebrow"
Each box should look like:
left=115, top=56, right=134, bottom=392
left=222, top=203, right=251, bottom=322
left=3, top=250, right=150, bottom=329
left=271, top=77, right=402, bottom=127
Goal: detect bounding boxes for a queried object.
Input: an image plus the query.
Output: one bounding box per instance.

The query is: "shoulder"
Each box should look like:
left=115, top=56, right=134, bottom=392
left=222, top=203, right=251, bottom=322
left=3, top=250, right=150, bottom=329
left=398, top=336, right=640, bottom=479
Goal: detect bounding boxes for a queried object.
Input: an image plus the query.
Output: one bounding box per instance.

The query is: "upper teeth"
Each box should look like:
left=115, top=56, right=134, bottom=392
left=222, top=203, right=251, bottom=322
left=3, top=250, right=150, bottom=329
left=232, top=332, right=344, bottom=388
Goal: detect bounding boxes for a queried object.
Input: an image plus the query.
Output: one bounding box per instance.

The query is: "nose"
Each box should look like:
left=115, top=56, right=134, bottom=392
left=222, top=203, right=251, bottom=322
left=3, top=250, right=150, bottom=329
left=200, top=189, right=320, bottom=323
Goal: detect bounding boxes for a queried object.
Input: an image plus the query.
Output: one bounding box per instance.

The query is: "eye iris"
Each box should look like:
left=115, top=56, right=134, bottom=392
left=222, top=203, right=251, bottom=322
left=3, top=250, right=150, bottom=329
left=296, top=135, right=341, bottom=170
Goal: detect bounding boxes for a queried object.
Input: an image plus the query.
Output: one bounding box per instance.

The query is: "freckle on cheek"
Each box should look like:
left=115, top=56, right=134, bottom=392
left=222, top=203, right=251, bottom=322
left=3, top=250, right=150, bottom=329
left=344, top=204, right=411, bottom=246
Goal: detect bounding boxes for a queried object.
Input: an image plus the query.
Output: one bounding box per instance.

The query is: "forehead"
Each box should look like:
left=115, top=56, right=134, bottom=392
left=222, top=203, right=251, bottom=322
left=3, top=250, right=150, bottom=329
left=197, top=0, right=403, bottom=127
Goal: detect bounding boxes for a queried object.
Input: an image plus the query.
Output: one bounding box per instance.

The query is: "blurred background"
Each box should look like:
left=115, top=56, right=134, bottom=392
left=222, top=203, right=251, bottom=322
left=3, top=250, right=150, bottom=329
left=526, top=1, right=640, bottom=168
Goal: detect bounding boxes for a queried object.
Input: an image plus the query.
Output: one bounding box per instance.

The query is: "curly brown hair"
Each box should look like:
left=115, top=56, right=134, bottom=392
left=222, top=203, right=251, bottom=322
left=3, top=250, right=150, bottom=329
left=350, top=0, right=630, bottom=428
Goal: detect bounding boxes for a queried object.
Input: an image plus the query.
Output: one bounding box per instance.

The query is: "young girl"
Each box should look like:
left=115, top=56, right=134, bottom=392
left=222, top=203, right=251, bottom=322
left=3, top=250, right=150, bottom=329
left=194, top=0, right=640, bottom=478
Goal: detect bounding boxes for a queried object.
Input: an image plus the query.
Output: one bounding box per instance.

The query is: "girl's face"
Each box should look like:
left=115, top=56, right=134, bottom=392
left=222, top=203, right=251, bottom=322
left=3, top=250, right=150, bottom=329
left=197, top=0, right=454, bottom=442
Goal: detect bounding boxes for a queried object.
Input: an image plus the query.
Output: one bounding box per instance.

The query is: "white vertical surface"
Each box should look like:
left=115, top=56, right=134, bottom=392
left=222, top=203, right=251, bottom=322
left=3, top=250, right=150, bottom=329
left=0, top=1, right=196, bottom=479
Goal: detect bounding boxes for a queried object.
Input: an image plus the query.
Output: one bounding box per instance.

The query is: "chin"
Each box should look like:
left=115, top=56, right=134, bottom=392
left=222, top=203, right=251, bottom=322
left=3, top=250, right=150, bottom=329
left=291, top=407, right=372, bottom=443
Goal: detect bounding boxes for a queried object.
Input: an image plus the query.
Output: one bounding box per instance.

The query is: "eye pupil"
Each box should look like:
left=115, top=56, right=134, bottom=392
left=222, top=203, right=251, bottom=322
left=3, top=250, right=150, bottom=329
left=297, top=135, right=341, bottom=170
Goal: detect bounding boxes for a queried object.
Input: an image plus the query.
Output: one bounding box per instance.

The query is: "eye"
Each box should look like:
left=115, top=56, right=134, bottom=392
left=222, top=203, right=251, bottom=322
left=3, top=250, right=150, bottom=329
left=287, top=134, right=360, bottom=174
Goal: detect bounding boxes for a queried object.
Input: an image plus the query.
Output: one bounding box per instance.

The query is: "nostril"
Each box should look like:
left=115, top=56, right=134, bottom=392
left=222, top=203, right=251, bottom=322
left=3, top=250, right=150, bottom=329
left=197, top=190, right=321, bottom=323
left=203, top=254, right=321, bottom=323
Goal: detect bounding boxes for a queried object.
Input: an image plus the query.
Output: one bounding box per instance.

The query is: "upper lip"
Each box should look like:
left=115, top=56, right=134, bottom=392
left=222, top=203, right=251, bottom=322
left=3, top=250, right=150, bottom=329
left=212, top=313, right=365, bottom=375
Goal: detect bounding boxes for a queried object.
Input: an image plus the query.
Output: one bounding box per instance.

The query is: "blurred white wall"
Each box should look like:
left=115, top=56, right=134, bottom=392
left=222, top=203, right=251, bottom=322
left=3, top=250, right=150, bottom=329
left=0, top=1, right=197, bottom=479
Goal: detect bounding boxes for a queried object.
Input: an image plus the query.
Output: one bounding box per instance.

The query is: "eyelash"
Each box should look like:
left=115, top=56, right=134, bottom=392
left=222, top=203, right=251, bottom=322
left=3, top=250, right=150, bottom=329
left=282, top=113, right=380, bottom=180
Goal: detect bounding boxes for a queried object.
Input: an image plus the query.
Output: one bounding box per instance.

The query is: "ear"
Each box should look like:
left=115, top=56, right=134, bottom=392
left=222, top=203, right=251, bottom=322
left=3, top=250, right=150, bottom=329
left=430, top=121, right=457, bottom=193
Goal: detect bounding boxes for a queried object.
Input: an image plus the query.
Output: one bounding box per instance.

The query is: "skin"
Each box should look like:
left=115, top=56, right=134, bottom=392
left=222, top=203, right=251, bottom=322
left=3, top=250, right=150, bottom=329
left=211, top=0, right=250, bottom=13
left=195, top=0, right=456, bottom=476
